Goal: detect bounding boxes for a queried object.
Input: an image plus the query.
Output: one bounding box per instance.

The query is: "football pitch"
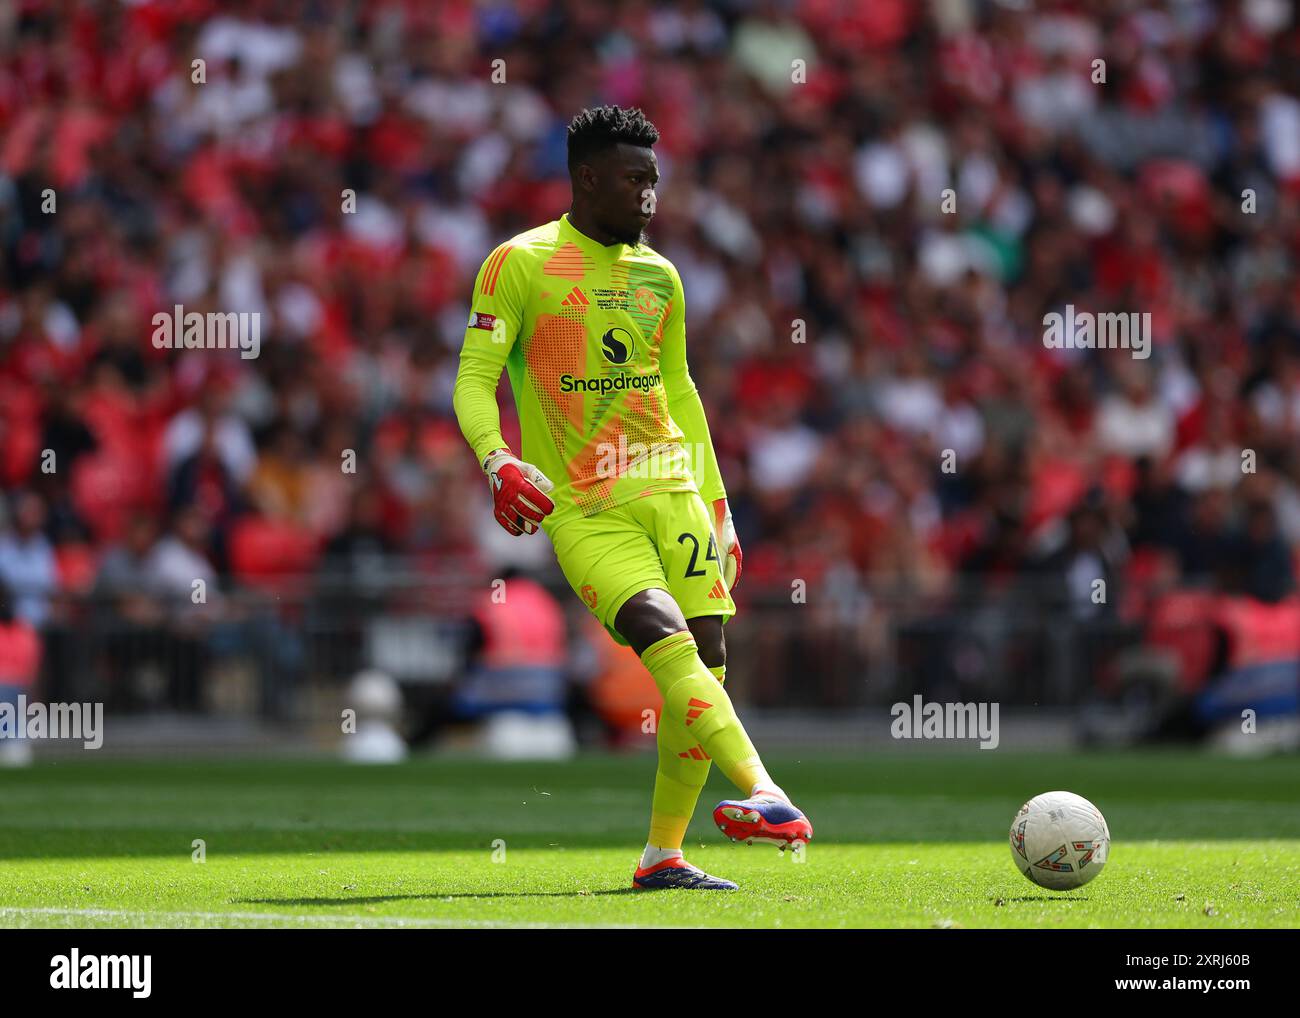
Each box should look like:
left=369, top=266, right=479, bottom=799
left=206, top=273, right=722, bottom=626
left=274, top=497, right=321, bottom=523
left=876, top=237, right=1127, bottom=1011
left=1, top=750, right=1298, bottom=929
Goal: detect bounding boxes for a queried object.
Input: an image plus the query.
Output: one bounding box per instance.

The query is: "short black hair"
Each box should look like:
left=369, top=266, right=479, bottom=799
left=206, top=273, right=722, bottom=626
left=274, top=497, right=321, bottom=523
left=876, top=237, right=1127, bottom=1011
left=566, top=105, right=659, bottom=173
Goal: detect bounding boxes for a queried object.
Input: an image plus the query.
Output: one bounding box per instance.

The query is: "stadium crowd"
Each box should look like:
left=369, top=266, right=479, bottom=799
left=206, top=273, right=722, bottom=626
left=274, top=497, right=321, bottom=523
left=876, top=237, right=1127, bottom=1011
left=1, top=0, right=1299, bottom=717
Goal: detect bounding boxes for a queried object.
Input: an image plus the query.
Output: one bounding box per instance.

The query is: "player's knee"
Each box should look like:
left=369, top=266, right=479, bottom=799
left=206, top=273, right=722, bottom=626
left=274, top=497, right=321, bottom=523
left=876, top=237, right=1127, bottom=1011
left=686, top=616, right=725, bottom=670
left=616, top=588, right=688, bottom=655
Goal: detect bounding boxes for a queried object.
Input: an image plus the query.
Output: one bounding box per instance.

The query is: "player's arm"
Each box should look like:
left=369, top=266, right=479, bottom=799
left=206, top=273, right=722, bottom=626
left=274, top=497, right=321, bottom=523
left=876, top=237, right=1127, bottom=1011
left=658, top=264, right=741, bottom=587
left=452, top=244, right=555, bottom=536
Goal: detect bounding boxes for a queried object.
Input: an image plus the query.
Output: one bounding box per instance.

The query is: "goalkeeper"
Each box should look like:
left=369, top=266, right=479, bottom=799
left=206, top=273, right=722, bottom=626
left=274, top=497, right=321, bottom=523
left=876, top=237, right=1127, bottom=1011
left=453, top=105, right=812, bottom=890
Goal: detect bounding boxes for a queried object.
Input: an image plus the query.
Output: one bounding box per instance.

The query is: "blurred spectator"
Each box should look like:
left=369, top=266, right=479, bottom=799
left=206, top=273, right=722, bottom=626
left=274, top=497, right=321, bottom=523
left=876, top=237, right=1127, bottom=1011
left=95, top=511, right=164, bottom=622
left=0, top=579, right=41, bottom=765
left=1033, top=497, right=1128, bottom=622
left=1229, top=498, right=1295, bottom=603
left=452, top=567, right=568, bottom=719
left=0, top=491, right=56, bottom=626
left=145, top=505, right=220, bottom=610
left=140, top=504, right=219, bottom=709
left=163, top=385, right=256, bottom=491
left=94, top=512, right=168, bottom=710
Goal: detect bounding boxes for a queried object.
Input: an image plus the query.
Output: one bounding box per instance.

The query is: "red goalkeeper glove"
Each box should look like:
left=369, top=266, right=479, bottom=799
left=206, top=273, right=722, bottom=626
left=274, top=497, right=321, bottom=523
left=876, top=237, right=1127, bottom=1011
left=482, top=448, right=555, bottom=536
left=711, top=497, right=742, bottom=589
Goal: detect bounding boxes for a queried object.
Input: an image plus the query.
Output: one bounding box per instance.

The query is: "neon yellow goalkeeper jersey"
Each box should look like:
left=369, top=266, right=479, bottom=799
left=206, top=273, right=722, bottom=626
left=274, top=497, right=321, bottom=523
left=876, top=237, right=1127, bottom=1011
left=453, top=213, right=726, bottom=533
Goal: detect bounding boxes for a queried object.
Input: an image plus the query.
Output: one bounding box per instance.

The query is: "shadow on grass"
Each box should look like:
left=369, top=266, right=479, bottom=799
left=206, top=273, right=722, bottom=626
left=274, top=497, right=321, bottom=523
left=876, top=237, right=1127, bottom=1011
left=233, top=890, right=640, bottom=905
left=996, top=895, right=1092, bottom=903
left=4, top=822, right=1300, bottom=860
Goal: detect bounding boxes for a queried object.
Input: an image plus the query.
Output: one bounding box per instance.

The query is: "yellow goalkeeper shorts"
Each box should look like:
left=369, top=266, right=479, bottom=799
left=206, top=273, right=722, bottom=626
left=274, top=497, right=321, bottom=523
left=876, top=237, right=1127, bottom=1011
left=545, top=490, right=736, bottom=647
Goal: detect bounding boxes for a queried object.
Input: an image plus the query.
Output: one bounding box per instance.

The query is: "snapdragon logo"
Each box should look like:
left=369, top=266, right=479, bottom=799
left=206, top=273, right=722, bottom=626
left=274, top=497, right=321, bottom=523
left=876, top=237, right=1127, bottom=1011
left=50, top=949, right=151, bottom=998
left=559, top=371, right=662, bottom=396
left=0, top=696, right=103, bottom=749
left=601, top=327, right=635, bottom=364
left=1042, top=304, right=1151, bottom=360
left=152, top=304, right=261, bottom=359
left=890, top=695, right=1000, bottom=749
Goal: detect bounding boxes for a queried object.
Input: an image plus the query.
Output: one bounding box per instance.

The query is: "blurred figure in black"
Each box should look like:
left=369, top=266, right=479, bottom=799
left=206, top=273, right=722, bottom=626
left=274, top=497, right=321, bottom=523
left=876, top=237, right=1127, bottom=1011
left=1228, top=498, right=1294, bottom=603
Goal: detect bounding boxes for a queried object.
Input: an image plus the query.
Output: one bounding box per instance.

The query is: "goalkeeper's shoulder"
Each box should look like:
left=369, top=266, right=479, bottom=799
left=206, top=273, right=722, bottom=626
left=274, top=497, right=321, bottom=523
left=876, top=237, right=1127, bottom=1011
left=632, top=239, right=678, bottom=273
left=631, top=242, right=685, bottom=303
left=479, top=221, right=560, bottom=273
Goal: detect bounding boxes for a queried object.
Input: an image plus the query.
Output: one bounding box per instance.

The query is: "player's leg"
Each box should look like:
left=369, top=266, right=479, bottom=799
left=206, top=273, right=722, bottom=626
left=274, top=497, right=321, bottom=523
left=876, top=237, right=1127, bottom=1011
left=686, top=614, right=725, bottom=672
left=545, top=507, right=739, bottom=887
left=616, top=591, right=746, bottom=888
left=636, top=615, right=727, bottom=878
left=615, top=589, right=771, bottom=793
left=633, top=492, right=813, bottom=846
left=619, top=589, right=811, bottom=847
left=645, top=615, right=724, bottom=853
left=633, top=657, right=734, bottom=888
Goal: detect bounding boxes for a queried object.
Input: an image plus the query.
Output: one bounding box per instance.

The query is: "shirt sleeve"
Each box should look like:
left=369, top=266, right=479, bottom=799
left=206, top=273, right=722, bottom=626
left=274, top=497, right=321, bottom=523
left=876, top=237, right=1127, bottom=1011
left=658, top=262, right=727, bottom=504
left=453, top=242, right=525, bottom=467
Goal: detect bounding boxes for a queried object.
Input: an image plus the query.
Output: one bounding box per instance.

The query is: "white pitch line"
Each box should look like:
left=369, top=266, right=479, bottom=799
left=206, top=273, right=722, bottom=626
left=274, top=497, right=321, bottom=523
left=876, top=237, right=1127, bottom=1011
left=0, top=907, right=701, bottom=930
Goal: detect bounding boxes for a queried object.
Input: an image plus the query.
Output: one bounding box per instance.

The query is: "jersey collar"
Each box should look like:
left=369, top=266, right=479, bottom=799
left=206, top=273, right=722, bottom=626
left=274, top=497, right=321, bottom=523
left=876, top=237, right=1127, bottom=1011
left=559, top=212, right=632, bottom=261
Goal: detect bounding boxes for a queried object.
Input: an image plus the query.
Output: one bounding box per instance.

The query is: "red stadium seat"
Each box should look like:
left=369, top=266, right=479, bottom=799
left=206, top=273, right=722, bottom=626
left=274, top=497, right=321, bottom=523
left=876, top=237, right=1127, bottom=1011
left=1145, top=590, right=1221, bottom=694
left=228, top=516, right=320, bottom=590
left=55, top=542, right=99, bottom=594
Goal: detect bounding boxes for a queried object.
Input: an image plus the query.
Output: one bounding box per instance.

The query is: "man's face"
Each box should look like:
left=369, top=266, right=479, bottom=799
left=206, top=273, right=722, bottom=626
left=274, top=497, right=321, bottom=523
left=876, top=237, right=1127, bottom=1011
left=586, top=143, right=658, bottom=246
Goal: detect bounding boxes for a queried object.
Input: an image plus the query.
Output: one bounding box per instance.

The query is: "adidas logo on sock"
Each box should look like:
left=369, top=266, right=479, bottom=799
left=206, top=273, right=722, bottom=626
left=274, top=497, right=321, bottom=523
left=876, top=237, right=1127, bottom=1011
left=684, top=698, right=712, bottom=727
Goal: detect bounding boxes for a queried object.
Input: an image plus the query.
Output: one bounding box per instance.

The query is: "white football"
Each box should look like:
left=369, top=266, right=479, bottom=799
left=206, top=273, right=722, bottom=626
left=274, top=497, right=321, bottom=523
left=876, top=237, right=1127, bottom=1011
left=1009, top=791, right=1110, bottom=891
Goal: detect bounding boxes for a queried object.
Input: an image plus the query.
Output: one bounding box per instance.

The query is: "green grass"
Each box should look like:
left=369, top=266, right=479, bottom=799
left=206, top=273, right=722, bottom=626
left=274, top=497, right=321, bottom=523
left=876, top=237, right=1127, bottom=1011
left=1, top=750, right=1299, bottom=928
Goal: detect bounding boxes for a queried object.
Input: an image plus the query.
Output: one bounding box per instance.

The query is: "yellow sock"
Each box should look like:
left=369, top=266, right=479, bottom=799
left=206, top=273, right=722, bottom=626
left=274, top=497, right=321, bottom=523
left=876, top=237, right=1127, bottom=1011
left=646, top=663, right=727, bottom=850
left=640, top=632, right=769, bottom=795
